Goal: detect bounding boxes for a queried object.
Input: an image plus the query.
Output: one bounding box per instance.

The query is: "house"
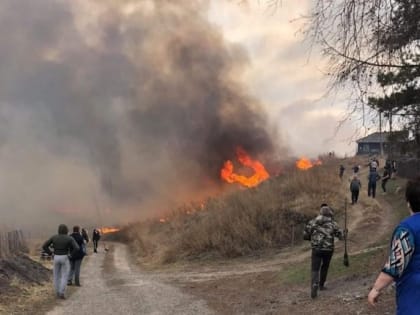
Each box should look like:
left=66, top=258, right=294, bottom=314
left=356, top=131, right=409, bottom=155
left=356, top=132, right=389, bottom=155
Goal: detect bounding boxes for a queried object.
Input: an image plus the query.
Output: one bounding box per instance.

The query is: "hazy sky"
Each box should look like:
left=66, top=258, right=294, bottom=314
left=208, top=1, right=360, bottom=157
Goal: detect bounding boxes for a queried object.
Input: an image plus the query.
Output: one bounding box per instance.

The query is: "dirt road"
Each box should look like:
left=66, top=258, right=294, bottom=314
left=46, top=244, right=214, bottom=315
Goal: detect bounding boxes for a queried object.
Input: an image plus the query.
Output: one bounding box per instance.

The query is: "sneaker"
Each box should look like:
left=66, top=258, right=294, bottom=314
left=319, top=285, right=327, bottom=291
left=311, top=284, right=318, bottom=299
left=67, top=281, right=73, bottom=286
left=58, top=294, right=66, bottom=300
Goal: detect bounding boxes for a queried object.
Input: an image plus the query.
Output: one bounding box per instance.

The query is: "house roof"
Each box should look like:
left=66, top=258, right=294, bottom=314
left=356, top=132, right=390, bottom=143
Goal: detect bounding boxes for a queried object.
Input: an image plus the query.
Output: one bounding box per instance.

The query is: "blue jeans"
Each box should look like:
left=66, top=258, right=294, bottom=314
left=53, top=255, right=70, bottom=296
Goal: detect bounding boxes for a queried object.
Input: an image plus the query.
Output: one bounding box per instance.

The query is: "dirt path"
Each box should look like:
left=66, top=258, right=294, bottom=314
left=45, top=244, right=213, bottom=315
left=158, top=166, right=400, bottom=315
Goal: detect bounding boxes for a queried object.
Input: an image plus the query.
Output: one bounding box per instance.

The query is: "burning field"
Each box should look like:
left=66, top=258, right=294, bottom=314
left=120, top=157, right=341, bottom=264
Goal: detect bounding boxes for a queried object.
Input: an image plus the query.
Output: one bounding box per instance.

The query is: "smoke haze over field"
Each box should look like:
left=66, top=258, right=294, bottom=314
left=0, top=0, right=281, bottom=229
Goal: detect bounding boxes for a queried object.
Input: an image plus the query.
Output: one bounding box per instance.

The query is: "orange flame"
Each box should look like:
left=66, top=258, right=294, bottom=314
left=295, top=157, right=322, bottom=170
left=221, top=146, right=270, bottom=187
left=99, top=227, right=120, bottom=234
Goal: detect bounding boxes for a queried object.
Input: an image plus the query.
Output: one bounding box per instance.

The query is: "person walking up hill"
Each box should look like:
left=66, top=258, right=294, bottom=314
left=304, top=204, right=344, bottom=299
left=368, top=170, right=381, bottom=198
left=42, top=224, right=79, bottom=299
left=350, top=175, right=362, bottom=204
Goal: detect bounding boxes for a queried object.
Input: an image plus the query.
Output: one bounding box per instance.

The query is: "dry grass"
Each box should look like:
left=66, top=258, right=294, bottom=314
left=122, top=158, right=346, bottom=264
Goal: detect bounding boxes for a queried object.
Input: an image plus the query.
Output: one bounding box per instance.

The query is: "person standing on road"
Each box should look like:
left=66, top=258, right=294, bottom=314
left=367, top=169, right=381, bottom=198
left=350, top=175, right=362, bottom=204
left=81, top=228, right=89, bottom=255
left=303, top=204, right=344, bottom=299
left=42, top=224, right=79, bottom=299
left=368, top=177, right=420, bottom=315
left=68, top=226, right=86, bottom=286
left=92, top=228, right=101, bottom=253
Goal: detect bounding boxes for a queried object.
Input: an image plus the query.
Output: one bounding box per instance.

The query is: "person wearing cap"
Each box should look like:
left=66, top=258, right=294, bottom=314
left=303, top=204, right=344, bottom=299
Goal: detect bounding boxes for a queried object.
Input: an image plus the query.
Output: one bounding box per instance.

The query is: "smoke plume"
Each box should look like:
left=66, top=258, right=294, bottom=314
left=0, top=0, right=278, bottom=230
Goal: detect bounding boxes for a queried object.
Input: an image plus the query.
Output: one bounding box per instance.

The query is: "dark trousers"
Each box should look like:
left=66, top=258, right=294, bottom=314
left=93, top=240, right=99, bottom=252
left=368, top=182, right=377, bottom=198
left=382, top=179, right=389, bottom=192
left=351, top=189, right=359, bottom=204
left=68, top=259, right=82, bottom=285
left=311, top=249, right=333, bottom=287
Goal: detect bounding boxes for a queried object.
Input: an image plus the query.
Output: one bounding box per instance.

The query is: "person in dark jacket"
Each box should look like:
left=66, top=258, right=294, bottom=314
left=381, top=168, right=391, bottom=193
left=67, top=226, right=86, bottom=286
left=92, top=228, right=101, bottom=253
left=350, top=175, right=362, bottom=204
left=303, top=204, right=344, bottom=299
left=81, top=228, right=89, bottom=244
left=368, top=170, right=381, bottom=198
left=43, top=224, right=79, bottom=299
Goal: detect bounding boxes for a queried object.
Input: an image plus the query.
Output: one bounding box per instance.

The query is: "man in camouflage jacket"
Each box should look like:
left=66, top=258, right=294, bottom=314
left=304, top=204, right=344, bottom=299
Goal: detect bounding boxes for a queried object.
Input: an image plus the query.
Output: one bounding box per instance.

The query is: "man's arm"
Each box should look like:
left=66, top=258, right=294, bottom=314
left=333, top=222, right=344, bottom=240
left=42, top=237, right=53, bottom=255
left=69, top=238, right=80, bottom=257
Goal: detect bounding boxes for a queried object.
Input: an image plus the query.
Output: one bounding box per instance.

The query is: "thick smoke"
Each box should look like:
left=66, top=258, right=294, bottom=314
left=0, top=0, right=278, bottom=229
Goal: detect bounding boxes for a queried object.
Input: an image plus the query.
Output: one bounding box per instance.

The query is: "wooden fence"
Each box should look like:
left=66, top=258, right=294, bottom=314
left=0, top=230, right=28, bottom=258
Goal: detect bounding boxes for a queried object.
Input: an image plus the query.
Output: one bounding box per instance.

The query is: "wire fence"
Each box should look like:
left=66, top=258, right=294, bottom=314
left=0, top=230, right=28, bottom=258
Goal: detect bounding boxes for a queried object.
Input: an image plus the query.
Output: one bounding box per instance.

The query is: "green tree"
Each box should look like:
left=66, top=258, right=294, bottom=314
left=307, top=0, right=420, bottom=155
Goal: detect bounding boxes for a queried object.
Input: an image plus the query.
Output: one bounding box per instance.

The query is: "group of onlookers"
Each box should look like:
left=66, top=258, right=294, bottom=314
left=304, top=175, right=420, bottom=315
left=42, top=226, right=101, bottom=299
left=340, top=157, right=396, bottom=204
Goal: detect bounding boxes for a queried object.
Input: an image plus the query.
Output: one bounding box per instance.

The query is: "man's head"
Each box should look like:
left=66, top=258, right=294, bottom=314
left=406, top=177, right=420, bottom=213
left=73, top=225, right=80, bottom=233
left=320, top=204, right=334, bottom=217
left=58, top=224, right=68, bottom=235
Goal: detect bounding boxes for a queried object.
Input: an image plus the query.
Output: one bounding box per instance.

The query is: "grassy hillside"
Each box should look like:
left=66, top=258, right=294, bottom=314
left=120, top=158, right=348, bottom=264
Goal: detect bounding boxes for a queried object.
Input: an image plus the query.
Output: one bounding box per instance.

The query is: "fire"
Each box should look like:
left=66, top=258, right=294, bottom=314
left=295, top=157, right=322, bottom=170
left=220, top=146, right=270, bottom=188
left=99, top=227, right=120, bottom=234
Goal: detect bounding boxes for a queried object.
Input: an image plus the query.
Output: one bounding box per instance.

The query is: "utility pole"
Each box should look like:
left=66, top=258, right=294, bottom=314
left=389, top=110, right=393, bottom=158
left=379, top=111, right=383, bottom=156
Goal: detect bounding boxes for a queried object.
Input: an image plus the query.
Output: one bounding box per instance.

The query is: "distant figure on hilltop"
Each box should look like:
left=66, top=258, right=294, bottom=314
left=352, top=164, right=360, bottom=174
left=92, top=228, right=101, bottom=253
left=42, top=224, right=79, bottom=299
left=339, top=164, right=345, bottom=180
left=303, top=204, right=344, bottom=299
left=381, top=168, right=391, bottom=193
left=350, top=175, right=362, bottom=205
left=369, top=157, right=379, bottom=171
left=368, top=169, right=381, bottom=198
